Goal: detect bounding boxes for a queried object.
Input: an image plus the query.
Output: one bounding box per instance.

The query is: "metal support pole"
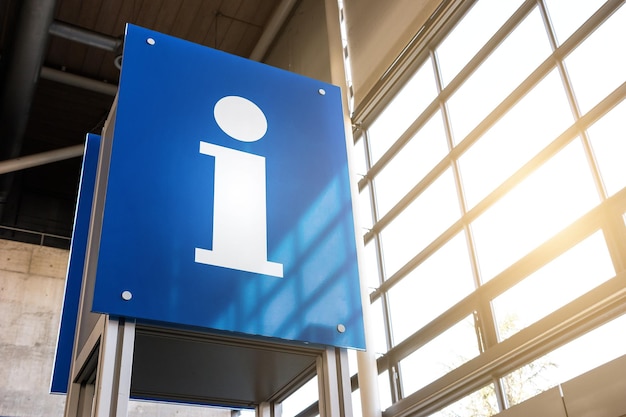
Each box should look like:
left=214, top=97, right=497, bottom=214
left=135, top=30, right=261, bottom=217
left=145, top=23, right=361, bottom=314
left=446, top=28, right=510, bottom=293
left=323, top=0, right=382, bottom=416
left=258, top=402, right=271, bottom=417
left=64, top=317, right=136, bottom=417
left=317, top=348, right=353, bottom=417
left=258, top=401, right=282, bottom=417
left=110, top=318, right=136, bottom=417
left=99, top=317, right=134, bottom=417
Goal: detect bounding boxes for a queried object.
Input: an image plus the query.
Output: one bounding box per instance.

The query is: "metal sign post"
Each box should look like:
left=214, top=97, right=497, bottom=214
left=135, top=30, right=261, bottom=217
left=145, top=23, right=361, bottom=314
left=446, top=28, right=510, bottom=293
left=64, top=317, right=135, bottom=417
left=56, top=24, right=363, bottom=417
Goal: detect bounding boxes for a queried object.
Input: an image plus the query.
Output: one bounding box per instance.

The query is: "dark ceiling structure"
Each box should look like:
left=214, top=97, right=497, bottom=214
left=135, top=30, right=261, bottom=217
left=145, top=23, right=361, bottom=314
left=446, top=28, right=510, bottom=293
left=0, top=0, right=288, bottom=249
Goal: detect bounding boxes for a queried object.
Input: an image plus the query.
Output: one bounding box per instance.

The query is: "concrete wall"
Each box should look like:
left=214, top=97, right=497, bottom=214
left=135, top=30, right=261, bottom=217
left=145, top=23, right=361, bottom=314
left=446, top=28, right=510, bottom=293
left=0, top=239, right=233, bottom=417
left=0, top=239, right=68, bottom=416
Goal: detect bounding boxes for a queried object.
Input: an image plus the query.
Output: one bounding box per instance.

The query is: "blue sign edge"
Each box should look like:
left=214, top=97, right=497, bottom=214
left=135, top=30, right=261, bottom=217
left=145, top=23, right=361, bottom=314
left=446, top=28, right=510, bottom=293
left=50, top=133, right=100, bottom=394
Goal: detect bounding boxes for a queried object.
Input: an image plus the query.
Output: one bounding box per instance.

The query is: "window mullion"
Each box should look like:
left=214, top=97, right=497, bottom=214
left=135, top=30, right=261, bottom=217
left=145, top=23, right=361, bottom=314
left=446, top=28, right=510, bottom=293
left=431, top=47, right=500, bottom=351
left=538, top=0, right=626, bottom=279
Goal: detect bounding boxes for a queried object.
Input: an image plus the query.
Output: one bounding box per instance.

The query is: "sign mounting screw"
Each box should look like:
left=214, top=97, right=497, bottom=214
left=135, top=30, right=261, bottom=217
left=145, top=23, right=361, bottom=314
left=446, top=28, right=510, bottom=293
left=318, top=88, right=326, bottom=96
left=121, top=290, right=133, bottom=301
left=337, top=324, right=346, bottom=333
left=146, top=38, right=156, bottom=46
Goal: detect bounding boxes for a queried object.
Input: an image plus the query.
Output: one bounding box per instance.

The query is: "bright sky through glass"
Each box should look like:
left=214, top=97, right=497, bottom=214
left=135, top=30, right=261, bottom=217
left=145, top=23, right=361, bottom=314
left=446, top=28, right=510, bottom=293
left=503, top=312, right=626, bottom=407
left=564, top=3, right=626, bottom=115
left=368, top=59, right=437, bottom=163
left=491, top=230, right=615, bottom=341
left=400, top=315, right=479, bottom=396
left=280, top=376, right=319, bottom=417
left=388, top=232, right=474, bottom=344
left=458, top=68, right=574, bottom=209
left=437, top=0, right=523, bottom=87
left=381, top=168, right=460, bottom=277
left=375, top=112, right=448, bottom=217
left=545, top=0, right=608, bottom=45
left=447, top=7, right=552, bottom=144
left=587, top=98, right=626, bottom=197
left=471, top=138, right=600, bottom=282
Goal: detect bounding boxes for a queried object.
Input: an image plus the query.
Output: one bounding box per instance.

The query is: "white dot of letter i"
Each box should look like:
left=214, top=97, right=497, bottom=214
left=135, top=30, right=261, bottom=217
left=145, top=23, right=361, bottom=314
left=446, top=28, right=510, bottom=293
left=195, top=96, right=284, bottom=278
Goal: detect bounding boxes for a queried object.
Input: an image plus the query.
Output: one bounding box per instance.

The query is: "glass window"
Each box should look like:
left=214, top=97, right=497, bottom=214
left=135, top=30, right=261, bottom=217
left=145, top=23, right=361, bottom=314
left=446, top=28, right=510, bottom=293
left=503, top=312, right=626, bottom=407
left=363, top=239, right=380, bottom=290
left=371, top=298, right=388, bottom=355
left=350, top=0, right=625, bottom=414
left=368, top=58, right=437, bottom=163
left=459, top=69, right=574, bottom=209
left=492, top=231, right=615, bottom=341
left=544, top=0, right=607, bottom=46
left=447, top=8, right=552, bottom=144
left=281, top=376, right=318, bottom=417
left=374, top=111, right=448, bottom=217
left=472, top=139, right=600, bottom=282
left=587, top=99, right=626, bottom=197
left=388, top=232, right=475, bottom=345
left=400, top=315, right=480, bottom=396
left=352, top=135, right=368, bottom=176
left=380, top=169, right=460, bottom=277
left=348, top=349, right=358, bottom=377
left=437, top=0, right=524, bottom=87
left=378, top=370, right=393, bottom=411
left=428, top=384, right=499, bottom=417
left=564, top=4, right=626, bottom=115
left=352, top=388, right=362, bottom=417
left=359, top=184, right=374, bottom=231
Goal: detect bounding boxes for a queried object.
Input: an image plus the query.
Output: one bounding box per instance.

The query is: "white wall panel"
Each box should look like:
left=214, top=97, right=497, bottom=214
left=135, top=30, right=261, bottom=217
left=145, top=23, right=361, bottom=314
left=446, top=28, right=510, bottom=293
left=562, top=354, right=626, bottom=417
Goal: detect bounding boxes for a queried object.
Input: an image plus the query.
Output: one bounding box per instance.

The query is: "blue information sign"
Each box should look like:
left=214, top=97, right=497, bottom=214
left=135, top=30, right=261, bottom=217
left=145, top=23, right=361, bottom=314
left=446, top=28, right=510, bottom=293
left=92, top=25, right=364, bottom=349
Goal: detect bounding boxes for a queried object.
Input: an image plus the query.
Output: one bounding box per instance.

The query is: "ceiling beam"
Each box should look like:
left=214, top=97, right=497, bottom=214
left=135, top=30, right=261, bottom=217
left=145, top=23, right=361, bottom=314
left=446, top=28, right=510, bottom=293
left=249, top=0, right=299, bottom=61
left=40, top=66, right=118, bottom=96
left=49, top=20, right=122, bottom=53
left=0, top=144, right=84, bottom=176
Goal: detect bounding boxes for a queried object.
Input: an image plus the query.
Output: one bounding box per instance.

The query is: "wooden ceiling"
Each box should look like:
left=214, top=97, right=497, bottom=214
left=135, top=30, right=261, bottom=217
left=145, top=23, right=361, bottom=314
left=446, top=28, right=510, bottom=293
left=0, top=0, right=284, bottom=248
left=47, top=0, right=279, bottom=83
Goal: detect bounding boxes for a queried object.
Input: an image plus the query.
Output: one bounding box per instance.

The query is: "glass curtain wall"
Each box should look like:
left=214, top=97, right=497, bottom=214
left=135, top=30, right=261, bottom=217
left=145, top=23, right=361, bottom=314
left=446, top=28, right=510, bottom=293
left=350, top=0, right=626, bottom=416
